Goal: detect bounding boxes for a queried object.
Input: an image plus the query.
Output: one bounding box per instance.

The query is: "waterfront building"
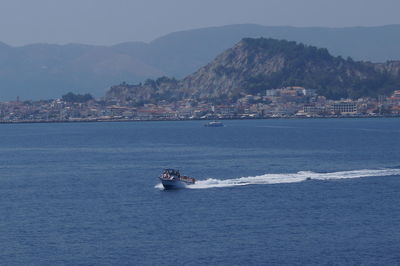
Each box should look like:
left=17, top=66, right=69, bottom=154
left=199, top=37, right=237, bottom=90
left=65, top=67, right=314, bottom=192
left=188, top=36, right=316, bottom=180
left=214, top=105, right=237, bottom=117
left=266, top=89, right=279, bottom=97
left=302, top=88, right=317, bottom=97
left=304, top=104, right=322, bottom=114
left=332, top=101, right=357, bottom=114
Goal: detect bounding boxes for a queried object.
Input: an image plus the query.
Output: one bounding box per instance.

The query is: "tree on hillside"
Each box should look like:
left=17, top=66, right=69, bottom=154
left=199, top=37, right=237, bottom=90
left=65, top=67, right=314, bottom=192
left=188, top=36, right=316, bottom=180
left=62, top=92, right=93, bottom=103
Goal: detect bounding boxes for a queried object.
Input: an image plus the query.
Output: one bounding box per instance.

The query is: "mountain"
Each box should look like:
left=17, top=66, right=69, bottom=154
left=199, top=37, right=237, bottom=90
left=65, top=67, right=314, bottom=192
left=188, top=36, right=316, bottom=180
left=106, top=38, right=400, bottom=103
left=2, top=24, right=400, bottom=100
left=0, top=42, right=164, bottom=101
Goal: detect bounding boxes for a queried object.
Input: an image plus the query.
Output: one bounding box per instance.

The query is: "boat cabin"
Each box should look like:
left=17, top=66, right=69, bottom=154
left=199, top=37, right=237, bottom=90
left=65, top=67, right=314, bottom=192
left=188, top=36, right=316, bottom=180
left=162, top=169, right=180, bottom=179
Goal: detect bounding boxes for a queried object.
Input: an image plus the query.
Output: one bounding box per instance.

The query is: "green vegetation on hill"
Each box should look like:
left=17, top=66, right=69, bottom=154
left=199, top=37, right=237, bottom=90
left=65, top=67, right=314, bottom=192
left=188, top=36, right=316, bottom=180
left=62, top=92, right=93, bottom=103
left=239, top=38, right=399, bottom=99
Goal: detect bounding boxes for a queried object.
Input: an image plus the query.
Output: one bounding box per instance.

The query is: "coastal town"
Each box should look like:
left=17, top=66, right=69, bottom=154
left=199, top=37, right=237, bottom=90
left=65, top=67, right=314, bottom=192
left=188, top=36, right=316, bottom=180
left=1, top=86, right=400, bottom=123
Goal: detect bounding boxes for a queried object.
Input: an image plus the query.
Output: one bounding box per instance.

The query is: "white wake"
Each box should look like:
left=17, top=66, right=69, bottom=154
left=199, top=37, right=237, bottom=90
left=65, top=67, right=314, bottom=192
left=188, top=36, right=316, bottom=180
left=184, top=168, right=400, bottom=189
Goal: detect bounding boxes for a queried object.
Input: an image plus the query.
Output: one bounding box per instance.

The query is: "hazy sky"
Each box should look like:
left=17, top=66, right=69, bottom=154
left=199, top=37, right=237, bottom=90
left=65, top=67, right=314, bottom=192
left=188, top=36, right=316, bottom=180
left=1, top=0, right=399, bottom=46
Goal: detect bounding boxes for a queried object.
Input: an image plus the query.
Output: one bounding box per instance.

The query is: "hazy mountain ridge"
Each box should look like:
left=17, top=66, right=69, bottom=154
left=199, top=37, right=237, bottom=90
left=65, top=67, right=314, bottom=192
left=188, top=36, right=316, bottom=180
left=2, top=24, right=400, bottom=100
left=106, top=38, right=400, bottom=104
left=0, top=43, right=165, bottom=100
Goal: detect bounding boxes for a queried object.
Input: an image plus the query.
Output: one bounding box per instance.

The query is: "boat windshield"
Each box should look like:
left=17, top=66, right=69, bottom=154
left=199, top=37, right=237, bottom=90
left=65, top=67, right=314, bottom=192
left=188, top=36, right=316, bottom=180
left=163, top=169, right=180, bottom=176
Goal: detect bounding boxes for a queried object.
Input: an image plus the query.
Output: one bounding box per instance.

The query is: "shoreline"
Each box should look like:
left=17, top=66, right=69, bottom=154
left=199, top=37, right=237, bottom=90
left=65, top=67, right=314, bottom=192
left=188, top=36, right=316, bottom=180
left=1, top=115, right=399, bottom=125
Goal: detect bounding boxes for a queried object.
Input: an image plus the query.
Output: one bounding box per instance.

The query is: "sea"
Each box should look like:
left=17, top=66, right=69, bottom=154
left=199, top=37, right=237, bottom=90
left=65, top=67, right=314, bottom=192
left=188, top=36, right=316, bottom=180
left=0, top=118, right=400, bottom=265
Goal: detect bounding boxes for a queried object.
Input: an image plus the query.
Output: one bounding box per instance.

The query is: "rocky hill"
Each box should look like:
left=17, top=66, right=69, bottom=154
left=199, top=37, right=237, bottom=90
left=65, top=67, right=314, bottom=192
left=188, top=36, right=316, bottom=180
left=105, top=77, right=179, bottom=105
left=105, top=38, right=400, bottom=104
left=181, top=38, right=400, bottom=100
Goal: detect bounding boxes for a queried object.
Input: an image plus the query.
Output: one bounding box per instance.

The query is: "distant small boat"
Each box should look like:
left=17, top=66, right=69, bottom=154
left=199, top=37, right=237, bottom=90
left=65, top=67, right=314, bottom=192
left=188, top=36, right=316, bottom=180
left=159, top=169, right=195, bottom=189
left=204, top=121, right=224, bottom=127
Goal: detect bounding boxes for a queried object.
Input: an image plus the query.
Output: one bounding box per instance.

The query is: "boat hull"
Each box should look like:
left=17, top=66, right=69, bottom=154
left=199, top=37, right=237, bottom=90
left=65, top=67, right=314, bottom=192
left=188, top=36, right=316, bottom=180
left=204, top=122, right=224, bottom=127
left=160, top=179, right=192, bottom=189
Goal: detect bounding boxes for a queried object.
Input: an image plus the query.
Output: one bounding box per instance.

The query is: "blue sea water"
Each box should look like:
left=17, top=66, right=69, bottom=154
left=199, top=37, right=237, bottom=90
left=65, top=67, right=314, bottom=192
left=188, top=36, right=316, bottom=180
left=0, top=118, right=400, bottom=265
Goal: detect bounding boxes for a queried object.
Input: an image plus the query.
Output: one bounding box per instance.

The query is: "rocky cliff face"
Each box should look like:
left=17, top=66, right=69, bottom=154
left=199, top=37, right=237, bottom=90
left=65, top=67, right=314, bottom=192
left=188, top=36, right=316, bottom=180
left=105, top=38, right=400, bottom=104
left=376, top=61, right=400, bottom=77
left=179, top=40, right=286, bottom=100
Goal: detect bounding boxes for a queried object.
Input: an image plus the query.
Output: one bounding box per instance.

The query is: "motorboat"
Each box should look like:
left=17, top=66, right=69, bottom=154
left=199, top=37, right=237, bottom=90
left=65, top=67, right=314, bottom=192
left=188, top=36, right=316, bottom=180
left=159, top=169, right=195, bottom=189
left=204, top=121, right=224, bottom=127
